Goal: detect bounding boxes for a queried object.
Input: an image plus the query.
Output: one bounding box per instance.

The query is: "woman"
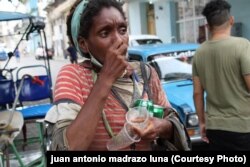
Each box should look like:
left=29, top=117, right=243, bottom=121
left=45, top=0, right=190, bottom=151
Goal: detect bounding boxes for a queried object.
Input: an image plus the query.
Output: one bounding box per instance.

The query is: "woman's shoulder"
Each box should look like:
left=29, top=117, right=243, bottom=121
left=62, top=60, right=91, bottom=70
left=59, top=61, right=92, bottom=76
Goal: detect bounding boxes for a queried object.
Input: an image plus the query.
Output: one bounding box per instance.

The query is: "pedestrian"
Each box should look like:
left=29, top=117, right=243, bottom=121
left=45, top=0, right=190, bottom=151
left=66, top=41, right=78, bottom=64
left=0, top=44, right=7, bottom=61
left=192, top=0, right=250, bottom=150
left=14, top=47, right=20, bottom=63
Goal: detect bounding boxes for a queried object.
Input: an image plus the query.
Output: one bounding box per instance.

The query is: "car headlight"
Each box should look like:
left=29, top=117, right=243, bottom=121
left=187, top=114, right=199, bottom=127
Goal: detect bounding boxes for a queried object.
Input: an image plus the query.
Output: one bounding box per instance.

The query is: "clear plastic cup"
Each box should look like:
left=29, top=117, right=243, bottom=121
left=106, top=123, right=140, bottom=151
left=126, top=107, right=149, bottom=130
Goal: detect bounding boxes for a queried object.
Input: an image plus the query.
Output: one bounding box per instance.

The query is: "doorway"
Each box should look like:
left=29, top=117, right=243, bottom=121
left=147, top=4, right=156, bottom=35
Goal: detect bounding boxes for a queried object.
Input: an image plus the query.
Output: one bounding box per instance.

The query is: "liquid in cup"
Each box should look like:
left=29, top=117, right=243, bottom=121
left=126, top=107, right=149, bottom=130
left=106, top=123, right=140, bottom=151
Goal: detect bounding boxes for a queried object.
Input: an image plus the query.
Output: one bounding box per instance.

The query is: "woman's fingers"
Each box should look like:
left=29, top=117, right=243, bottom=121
left=100, top=41, right=128, bottom=81
left=132, top=120, right=159, bottom=141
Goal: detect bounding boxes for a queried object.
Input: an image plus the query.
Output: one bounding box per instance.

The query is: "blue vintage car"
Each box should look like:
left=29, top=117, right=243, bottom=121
left=128, top=43, right=202, bottom=144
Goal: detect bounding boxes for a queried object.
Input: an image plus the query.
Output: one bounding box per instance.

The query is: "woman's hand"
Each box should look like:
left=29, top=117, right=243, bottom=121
left=133, top=117, right=173, bottom=141
left=132, top=117, right=171, bottom=142
left=99, top=40, right=128, bottom=84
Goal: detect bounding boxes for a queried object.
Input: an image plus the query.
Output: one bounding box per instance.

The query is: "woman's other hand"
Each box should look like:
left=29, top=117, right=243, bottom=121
left=132, top=117, right=173, bottom=142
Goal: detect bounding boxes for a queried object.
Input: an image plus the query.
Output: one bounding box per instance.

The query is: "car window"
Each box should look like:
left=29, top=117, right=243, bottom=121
left=128, top=48, right=196, bottom=82
left=149, top=57, right=192, bottom=82
left=129, top=35, right=163, bottom=46
left=149, top=50, right=195, bottom=64
left=128, top=54, right=143, bottom=61
left=135, top=39, right=162, bottom=45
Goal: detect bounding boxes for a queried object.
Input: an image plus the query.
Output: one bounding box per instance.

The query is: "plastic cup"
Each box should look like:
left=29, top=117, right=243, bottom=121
left=126, top=107, right=149, bottom=130
left=106, top=123, right=140, bottom=151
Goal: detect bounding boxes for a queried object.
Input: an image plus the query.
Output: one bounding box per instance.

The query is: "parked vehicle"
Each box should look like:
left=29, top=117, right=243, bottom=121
left=129, top=34, right=163, bottom=46
left=35, top=47, right=53, bottom=60
left=128, top=43, right=202, bottom=144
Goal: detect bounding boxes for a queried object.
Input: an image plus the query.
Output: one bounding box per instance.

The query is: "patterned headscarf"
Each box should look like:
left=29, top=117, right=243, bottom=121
left=71, top=0, right=88, bottom=56
left=70, top=0, right=103, bottom=67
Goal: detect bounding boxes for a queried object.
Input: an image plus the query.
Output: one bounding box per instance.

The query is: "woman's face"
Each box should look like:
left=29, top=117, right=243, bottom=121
left=81, top=6, right=128, bottom=64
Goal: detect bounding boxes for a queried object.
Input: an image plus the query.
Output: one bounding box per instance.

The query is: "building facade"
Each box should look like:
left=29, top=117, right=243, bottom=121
left=44, top=0, right=127, bottom=58
left=0, top=0, right=29, bottom=54
left=128, top=0, right=210, bottom=43
left=43, top=0, right=75, bottom=58
left=128, top=0, right=250, bottom=43
left=41, top=0, right=250, bottom=58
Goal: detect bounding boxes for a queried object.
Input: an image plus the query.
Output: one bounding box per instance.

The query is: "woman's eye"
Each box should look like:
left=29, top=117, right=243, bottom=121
left=100, top=31, right=109, bottom=38
left=119, top=27, right=127, bottom=35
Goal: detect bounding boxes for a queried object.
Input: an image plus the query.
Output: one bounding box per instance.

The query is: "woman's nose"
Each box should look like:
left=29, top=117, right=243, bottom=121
left=113, top=31, right=123, bottom=44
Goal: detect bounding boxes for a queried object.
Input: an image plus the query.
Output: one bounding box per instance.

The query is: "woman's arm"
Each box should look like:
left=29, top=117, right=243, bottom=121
left=66, top=73, right=114, bottom=150
left=66, top=42, right=128, bottom=150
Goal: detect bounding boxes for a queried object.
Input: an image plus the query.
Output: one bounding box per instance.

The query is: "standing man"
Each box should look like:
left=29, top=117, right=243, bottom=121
left=14, top=47, right=21, bottom=63
left=192, top=0, right=250, bottom=150
left=66, top=41, right=78, bottom=64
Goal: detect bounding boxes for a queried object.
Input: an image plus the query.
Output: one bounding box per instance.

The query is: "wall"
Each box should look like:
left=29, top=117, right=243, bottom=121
left=128, top=0, right=173, bottom=42
left=128, top=1, right=142, bottom=35
left=170, top=1, right=177, bottom=43
left=45, top=0, right=74, bottom=58
left=228, top=0, right=250, bottom=40
left=139, top=2, right=148, bottom=34
left=154, top=1, right=171, bottom=43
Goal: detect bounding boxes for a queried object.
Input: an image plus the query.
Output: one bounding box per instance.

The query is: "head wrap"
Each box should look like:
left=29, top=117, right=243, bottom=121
left=70, top=0, right=103, bottom=67
left=71, top=0, right=88, bottom=56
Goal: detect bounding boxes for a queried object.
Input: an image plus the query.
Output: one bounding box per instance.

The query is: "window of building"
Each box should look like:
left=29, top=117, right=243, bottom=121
left=176, top=0, right=210, bottom=43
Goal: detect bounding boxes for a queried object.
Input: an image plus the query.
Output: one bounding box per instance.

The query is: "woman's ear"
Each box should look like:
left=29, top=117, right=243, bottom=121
left=78, top=38, right=88, bottom=53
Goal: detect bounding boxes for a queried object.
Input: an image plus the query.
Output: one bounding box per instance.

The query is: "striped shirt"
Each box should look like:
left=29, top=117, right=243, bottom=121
left=52, top=61, right=170, bottom=150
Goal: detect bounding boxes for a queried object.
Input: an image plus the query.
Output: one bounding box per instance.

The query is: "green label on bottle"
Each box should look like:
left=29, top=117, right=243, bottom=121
left=153, top=104, right=164, bottom=118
